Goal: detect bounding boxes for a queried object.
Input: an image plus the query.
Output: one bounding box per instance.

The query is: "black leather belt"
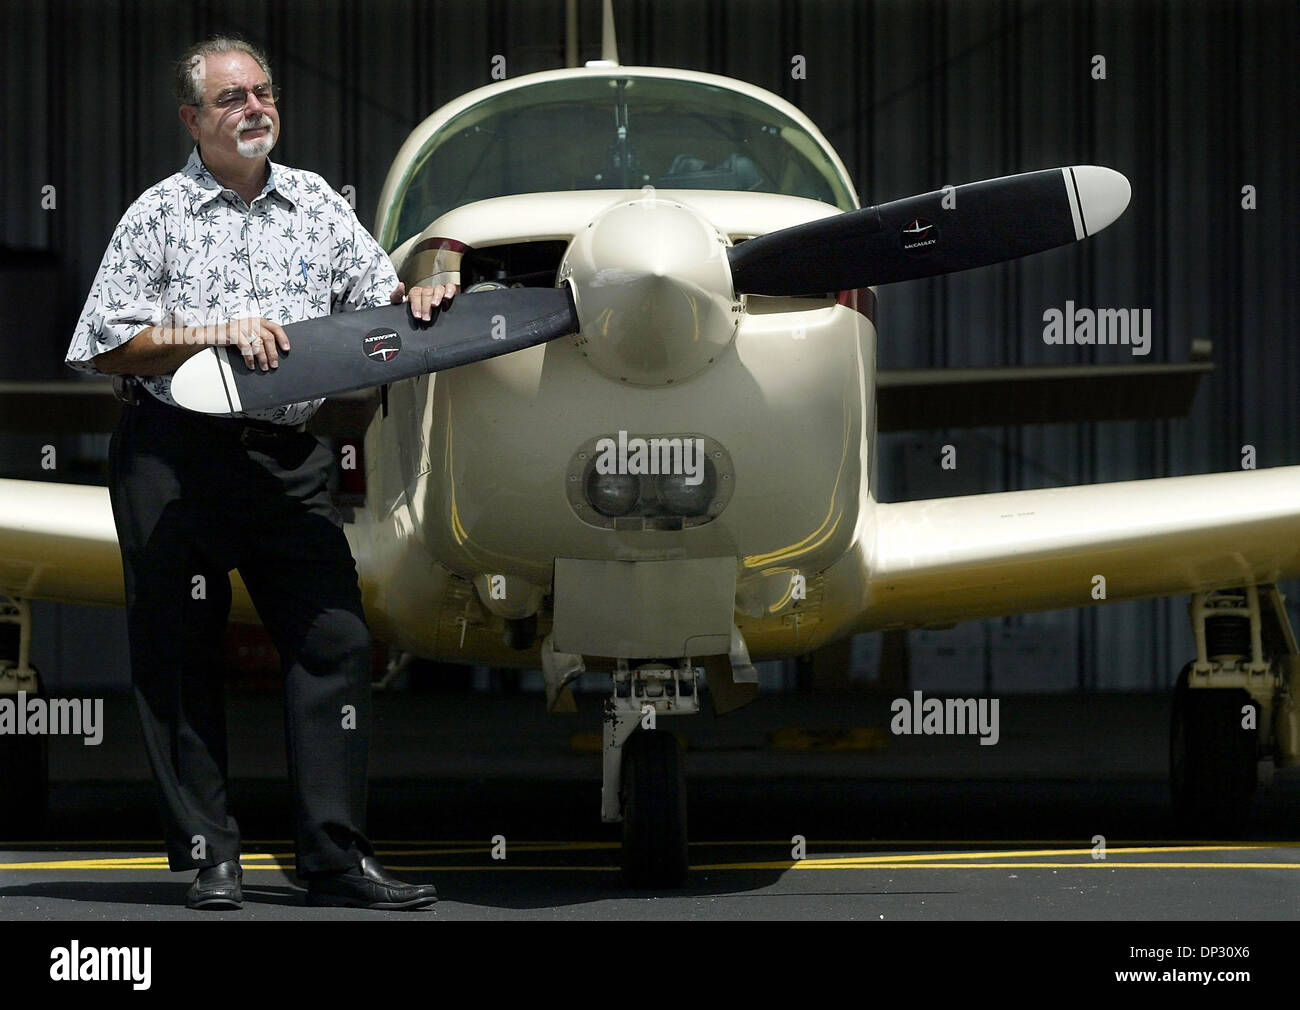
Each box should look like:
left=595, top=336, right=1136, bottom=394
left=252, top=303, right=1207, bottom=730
left=115, top=375, right=308, bottom=443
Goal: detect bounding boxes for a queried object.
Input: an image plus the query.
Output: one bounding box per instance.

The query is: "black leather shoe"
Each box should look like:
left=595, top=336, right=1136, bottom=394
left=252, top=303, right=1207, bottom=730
left=305, top=856, right=438, bottom=910
left=186, top=859, right=243, bottom=910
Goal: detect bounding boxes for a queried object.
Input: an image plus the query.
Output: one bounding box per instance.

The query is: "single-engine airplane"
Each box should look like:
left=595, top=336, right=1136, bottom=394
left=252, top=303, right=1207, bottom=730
left=3, top=6, right=1298, bottom=885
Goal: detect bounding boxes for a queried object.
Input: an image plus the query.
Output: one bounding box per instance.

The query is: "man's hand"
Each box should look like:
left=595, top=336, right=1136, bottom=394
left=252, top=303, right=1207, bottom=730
left=213, top=316, right=291, bottom=372
left=94, top=316, right=289, bottom=376
left=392, top=281, right=458, bottom=321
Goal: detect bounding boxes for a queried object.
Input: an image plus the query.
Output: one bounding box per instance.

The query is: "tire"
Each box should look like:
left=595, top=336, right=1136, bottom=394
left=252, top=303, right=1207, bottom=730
left=1170, top=663, right=1258, bottom=833
left=620, top=729, right=688, bottom=887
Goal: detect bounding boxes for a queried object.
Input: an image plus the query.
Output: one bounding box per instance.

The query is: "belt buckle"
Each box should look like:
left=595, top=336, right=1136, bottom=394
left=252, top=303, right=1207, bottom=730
left=112, top=375, right=140, bottom=405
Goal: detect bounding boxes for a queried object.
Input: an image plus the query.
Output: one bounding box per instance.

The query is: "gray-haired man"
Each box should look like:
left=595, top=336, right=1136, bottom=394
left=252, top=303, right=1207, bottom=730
left=67, top=37, right=452, bottom=911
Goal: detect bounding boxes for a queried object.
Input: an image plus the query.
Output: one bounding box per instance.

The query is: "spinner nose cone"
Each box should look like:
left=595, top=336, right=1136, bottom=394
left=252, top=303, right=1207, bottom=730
left=1071, top=165, right=1131, bottom=235
left=559, top=197, right=740, bottom=386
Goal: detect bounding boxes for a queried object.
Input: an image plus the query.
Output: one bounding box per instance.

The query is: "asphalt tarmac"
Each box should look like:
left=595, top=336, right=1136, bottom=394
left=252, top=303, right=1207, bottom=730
left=2, top=692, right=1298, bottom=920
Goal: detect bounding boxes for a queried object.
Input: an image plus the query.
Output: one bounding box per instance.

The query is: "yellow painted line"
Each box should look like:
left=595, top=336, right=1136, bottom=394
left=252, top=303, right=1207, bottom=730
left=695, top=861, right=1300, bottom=871
left=778, top=844, right=1274, bottom=864
left=682, top=839, right=1300, bottom=848
left=4, top=841, right=1295, bottom=875
left=9, top=837, right=1292, bottom=848
left=1, top=844, right=623, bottom=871
left=690, top=844, right=1286, bottom=870
left=701, top=839, right=1300, bottom=848
left=5, top=855, right=1298, bottom=872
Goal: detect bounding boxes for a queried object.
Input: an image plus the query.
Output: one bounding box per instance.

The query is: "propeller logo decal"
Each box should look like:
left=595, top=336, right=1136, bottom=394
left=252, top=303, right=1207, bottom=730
left=901, top=218, right=938, bottom=253
left=362, top=327, right=402, bottom=363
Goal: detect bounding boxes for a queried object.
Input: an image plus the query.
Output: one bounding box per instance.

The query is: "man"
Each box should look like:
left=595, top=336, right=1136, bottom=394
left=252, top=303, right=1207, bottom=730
left=66, top=37, right=453, bottom=911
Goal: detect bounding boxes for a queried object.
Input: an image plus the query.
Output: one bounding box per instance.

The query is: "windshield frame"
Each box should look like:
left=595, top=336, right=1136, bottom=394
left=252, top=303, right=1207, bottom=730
left=375, top=67, right=860, bottom=251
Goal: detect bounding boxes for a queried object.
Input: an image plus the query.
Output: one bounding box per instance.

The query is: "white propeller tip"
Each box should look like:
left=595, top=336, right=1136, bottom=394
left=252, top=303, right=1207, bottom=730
left=1071, top=165, right=1131, bottom=235
left=170, top=348, right=242, bottom=414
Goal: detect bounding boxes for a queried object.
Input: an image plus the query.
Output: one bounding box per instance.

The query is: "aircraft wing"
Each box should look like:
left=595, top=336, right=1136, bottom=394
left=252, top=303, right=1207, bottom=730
left=11, top=465, right=1300, bottom=645
left=0, top=479, right=412, bottom=637
left=0, top=479, right=125, bottom=607
left=864, top=466, right=1300, bottom=629
left=0, top=479, right=271, bottom=621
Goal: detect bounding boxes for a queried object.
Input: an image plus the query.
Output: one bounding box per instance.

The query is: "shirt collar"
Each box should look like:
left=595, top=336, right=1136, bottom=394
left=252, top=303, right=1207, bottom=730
left=180, top=145, right=298, bottom=210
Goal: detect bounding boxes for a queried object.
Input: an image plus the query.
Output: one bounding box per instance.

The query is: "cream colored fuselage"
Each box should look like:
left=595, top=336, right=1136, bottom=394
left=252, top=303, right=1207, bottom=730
left=348, top=189, right=876, bottom=667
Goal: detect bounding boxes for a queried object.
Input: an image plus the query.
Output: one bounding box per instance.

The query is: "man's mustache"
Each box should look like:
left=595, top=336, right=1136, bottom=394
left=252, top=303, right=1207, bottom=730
left=237, top=115, right=273, bottom=134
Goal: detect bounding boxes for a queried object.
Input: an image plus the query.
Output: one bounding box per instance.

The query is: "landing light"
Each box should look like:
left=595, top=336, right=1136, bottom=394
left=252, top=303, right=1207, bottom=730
left=584, top=462, right=719, bottom=520
left=656, top=468, right=717, bottom=517
left=586, top=471, right=640, bottom=517
left=567, top=434, right=735, bottom=531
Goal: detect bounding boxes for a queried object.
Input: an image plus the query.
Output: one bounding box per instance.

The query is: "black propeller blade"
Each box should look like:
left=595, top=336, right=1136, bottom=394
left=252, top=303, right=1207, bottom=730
left=170, top=284, right=578, bottom=415
left=727, top=166, right=1130, bottom=296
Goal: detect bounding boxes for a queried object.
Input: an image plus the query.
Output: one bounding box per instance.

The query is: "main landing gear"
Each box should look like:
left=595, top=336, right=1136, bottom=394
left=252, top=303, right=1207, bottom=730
left=1170, top=586, right=1300, bottom=833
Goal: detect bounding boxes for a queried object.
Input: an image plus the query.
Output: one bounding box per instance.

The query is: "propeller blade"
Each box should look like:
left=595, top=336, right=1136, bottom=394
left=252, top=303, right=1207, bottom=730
left=170, top=284, right=578, bottom=415
left=727, top=166, right=1130, bottom=296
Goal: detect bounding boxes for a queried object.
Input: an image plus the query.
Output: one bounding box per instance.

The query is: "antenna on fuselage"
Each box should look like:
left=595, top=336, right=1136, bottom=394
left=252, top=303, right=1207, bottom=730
left=569, top=0, right=621, bottom=69
left=599, top=0, right=621, bottom=66
left=564, top=0, right=579, bottom=67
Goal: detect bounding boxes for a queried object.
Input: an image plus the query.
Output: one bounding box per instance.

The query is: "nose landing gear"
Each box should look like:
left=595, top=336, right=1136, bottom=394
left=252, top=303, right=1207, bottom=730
left=602, top=660, right=699, bottom=887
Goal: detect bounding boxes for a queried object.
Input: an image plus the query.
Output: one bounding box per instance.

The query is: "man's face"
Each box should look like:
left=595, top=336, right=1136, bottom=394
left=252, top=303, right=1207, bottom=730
left=179, top=51, right=280, bottom=164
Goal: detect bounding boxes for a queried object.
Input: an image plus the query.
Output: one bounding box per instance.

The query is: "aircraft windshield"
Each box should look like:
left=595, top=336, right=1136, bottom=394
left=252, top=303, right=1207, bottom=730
left=383, top=75, right=856, bottom=249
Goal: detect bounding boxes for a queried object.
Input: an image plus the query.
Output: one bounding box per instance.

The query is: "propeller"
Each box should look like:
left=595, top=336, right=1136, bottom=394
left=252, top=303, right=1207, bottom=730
left=171, top=165, right=1130, bottom=415
left=170, top=284, right=578, bottom=415
left=726, top=166, right=1130, bottom=296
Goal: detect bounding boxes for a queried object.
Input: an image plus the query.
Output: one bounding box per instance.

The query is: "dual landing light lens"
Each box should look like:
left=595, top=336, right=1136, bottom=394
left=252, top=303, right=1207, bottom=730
left=585, top=463, right=718, bottom=518
left=569, top=434, right=735, bottom=529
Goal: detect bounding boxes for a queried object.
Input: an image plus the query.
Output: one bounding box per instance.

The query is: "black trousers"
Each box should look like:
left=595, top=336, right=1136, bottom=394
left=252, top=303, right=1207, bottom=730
left=107, top=392, right=375, bottom=876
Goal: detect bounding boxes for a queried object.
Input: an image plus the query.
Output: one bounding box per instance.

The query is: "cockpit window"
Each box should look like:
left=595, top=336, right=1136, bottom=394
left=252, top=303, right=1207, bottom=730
left=382, top=75, right=856, bottom=250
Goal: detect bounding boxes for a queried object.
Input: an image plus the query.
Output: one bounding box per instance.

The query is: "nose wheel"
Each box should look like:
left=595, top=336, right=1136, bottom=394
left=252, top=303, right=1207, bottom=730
left=602, top=661, right=698, bottom=887
left=620, top=728, right=688, bottom=887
